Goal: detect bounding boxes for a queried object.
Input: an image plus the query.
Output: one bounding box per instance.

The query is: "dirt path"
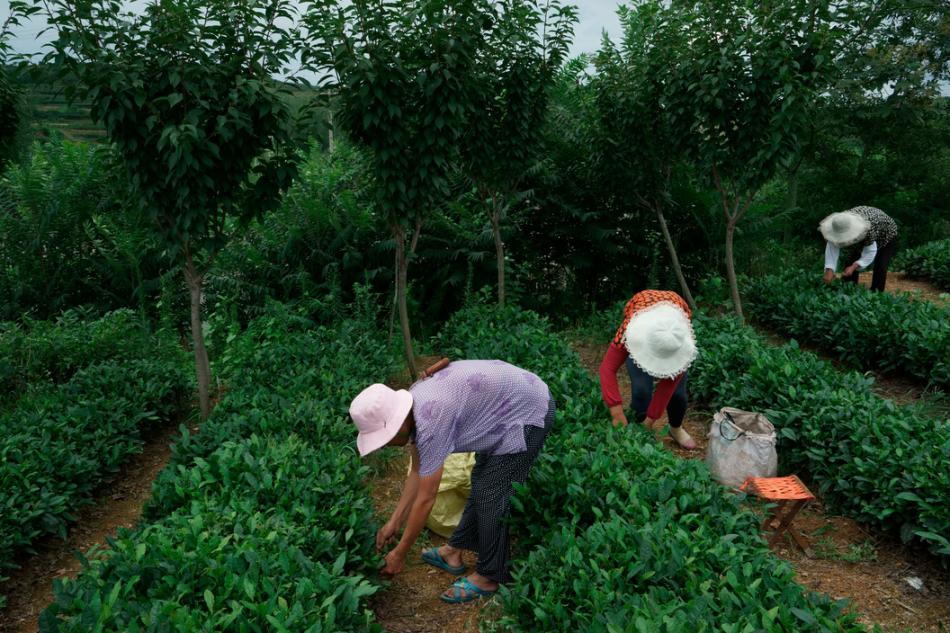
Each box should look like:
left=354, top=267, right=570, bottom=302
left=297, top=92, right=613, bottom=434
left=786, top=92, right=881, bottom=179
left=862, top=271, right=947, bottom=307
left=0, top=418, right=194, bottom=633
left=753, top=326, right=947, bottom=418
left=571, top=337, right=950, bottom=633
left=367, top=454, right=486, bottom=633
left=366, top=357, right=487, bottom=633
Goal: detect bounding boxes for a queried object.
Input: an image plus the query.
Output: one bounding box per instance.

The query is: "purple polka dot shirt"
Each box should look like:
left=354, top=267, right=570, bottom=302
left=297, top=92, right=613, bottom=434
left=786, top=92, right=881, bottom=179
left=410, top=360, right=551, bottom=477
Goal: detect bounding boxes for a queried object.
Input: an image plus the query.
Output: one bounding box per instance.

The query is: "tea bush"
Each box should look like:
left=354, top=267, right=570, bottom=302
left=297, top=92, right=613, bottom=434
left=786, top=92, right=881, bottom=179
left=41, top=301, right=390, bottom=632
left=895, top=239, right=950, bottom=290
left=0, top=308, right=176, bottom=404
left=691, top=315, right=950, bottom=560
left=437, top=304, right=867, bottom=631
left=0, top=355, right=190, bottom=606
left=745, top=270, right=949, bottom=388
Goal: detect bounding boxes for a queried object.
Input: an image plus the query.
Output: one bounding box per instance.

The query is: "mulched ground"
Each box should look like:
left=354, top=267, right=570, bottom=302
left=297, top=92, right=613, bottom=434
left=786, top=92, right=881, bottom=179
left=861, top=271, right=947, bottom=307
left=367, top=454, right=487, bottom=633
left=0, top=416, right=194, bottom=633
left=368, top=356, right=489, bottom=633
left=571, top=337, right=950, bottom=633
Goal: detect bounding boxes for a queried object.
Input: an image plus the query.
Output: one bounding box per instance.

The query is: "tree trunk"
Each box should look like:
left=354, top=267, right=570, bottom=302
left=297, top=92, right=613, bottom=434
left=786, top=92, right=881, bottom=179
left=390, top=218, right=422, bottom=346
left=392, top=222, right=417, bottom=381
left=183, top=254, right=212, bottom=420
left=724, top=216, right=744, bottom=323
left=489, top=197, right=505, bottom=308
left=785, top=168, right=799, bottom=213
left=784, top=167, right=799, bottom=242
left=654, top=204, right=696, bottom=312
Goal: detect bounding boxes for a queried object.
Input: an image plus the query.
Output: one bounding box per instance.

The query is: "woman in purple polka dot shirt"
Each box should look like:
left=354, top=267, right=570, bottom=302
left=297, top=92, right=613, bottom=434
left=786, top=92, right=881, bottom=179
left=349, top=360, right=555, bottom=603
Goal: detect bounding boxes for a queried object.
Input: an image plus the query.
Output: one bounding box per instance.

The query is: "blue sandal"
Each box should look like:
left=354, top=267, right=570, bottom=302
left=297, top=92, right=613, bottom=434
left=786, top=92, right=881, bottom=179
left=421, top=547, right=466, bottom=575
left=440, top=576, right=496, bottom=604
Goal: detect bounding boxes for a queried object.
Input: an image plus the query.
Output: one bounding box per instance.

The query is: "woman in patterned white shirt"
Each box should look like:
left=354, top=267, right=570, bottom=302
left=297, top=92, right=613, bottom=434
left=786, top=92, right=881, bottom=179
left=349, top=360, right=554, bottom=603
left=820, top=206, right=899, bottom=291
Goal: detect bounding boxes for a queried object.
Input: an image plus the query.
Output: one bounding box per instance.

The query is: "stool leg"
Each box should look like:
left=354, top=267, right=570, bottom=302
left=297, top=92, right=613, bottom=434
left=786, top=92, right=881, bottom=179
left=762, top=501, right=783, bottom=532
left=767, top=499, right=807, bottom=548
left=788, top=526, right=815, bottom=558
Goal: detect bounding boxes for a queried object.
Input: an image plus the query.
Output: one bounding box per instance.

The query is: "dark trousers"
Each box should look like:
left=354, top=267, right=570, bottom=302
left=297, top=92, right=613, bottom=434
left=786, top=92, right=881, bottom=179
left=448, top=398, right=554, bottom=583
left=625, top=358, right=688, bottom=428
left=843, top=238, right=898, bottom=291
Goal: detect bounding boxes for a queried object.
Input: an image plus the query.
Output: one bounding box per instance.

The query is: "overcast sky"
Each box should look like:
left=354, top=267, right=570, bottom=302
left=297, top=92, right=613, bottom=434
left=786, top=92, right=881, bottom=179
left=3, top=1, right=624, bottom=59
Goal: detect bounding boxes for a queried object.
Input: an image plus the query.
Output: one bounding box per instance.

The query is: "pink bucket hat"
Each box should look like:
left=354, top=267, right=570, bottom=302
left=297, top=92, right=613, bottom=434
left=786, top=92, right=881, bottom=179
left=349, top=383, right=413, bottom=457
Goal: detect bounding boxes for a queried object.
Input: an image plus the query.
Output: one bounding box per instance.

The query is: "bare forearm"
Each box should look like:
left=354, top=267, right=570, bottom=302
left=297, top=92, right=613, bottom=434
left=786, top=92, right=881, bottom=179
left=390, top=471, right=420, bottom=528
left=394, top=493, right=437, bottom=556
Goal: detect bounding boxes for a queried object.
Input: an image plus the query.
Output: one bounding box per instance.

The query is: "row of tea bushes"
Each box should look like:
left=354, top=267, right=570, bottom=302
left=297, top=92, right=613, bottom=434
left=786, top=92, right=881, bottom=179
left=39, top=301, right=389, bottom=632
left=895, top=238, right=950, bottom=290
left=0, top=308, right=177, bottom=404
left=691, top=315, right=950, bottom=560
left=0, top=356, right=190, bottom=610
left=745, top=270, right=949, bottom=388
left=436, top=304, right=868, bottom=632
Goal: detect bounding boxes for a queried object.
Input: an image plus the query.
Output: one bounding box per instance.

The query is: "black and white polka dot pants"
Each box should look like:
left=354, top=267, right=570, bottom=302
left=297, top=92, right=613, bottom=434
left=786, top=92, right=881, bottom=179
left=448, top=397, right=555, bottom=583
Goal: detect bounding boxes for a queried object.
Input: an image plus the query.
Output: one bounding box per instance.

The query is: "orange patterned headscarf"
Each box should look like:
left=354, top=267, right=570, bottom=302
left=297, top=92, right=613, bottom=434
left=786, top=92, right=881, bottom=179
left=612, top=290, right=691, bottom=347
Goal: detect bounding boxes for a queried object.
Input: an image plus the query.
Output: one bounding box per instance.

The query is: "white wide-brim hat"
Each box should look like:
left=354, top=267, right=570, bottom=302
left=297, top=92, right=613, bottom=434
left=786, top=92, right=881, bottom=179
left=624, top=301, right=698, bottom=379
left=819, top=211, right=870, bottom=247
left=349, top=383, right=413, bottom=457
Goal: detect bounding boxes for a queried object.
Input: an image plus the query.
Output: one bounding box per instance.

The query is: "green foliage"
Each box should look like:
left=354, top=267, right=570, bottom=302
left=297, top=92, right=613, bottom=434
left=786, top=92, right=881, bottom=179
left=745, top=270, right=950, bottom=388
left=691, top=315, right=950, bottom=560
left=0, top=7, right=25, bottom=164
left=307, top=0, right=490, bottom=226
left=40, top=508, right=380, bottom=633
left=894, top=239, right=950, bottom=291
left=0, top=308, right=176, bottom=404
left=0, top=138, right=165, bottom=321
left=592, top=2, right=684, bottom=209
left=463, top=0, right=575, bottom=194
left=0, top=355, right=190, bottom=593
left=0, top=68, right=20, bottom=165
left=40, top=0, right=303, bottom=263
left=670, top=0, right=834, bottom=196
left=812, top=538, right=877, bottom=563
left=203, top=142, right=391, bottom=326
left=437, top=303, right=867, bottom=631
left=41, top=299, right=391, bottom=631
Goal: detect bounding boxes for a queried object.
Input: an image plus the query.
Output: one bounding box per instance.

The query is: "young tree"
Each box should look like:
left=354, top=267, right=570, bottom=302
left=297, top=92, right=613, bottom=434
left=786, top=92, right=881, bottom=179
left=304, top=0, right=495, bottom=378
left=0, top=3, right=28, bottom=164
left=593, top=2, right=696, bottom=309
left=462, top=0, right=576, bottom=307
left=36, top=0, right=303, bottom=418
left=669, top=0, right=836, bottom=321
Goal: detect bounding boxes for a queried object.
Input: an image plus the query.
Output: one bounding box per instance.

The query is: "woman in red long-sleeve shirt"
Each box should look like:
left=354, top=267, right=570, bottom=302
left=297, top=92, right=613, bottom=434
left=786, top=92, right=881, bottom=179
left=599, top=290, right=698, bottom=450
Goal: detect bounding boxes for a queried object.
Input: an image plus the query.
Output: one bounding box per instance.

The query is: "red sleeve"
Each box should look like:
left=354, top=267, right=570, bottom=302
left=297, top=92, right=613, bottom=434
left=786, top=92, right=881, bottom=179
left=646, top=373, right=685, bottom=419
left=599, top=343, right=629, bottom=408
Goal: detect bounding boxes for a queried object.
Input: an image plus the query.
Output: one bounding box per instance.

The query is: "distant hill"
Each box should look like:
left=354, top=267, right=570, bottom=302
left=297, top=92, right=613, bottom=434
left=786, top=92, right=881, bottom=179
left=11, top=65, right=330, bottom=146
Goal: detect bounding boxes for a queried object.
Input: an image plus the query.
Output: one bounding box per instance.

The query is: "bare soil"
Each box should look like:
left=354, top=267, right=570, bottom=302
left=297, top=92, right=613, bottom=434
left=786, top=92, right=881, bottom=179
left=0, top=417, right=193, bottom=633
left=366, top=356, right=489, bottom=633
left=754, top=324, right=948, bottom=421
left=367, top=454, right=486, bottom=633
left=862, top=271, right=947, bottom=307
left=571, top=337, right=950, bottom=633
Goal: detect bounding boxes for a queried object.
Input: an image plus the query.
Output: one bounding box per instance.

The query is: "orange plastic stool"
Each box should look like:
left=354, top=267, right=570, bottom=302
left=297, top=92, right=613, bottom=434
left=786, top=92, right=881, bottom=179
left=740, top=475, right=815, bottom=558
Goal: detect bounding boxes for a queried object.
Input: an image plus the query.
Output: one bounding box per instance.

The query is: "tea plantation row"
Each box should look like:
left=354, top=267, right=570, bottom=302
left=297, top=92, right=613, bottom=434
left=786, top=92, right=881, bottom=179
left=690, top=315, right=950, bottom=559
left=0, top=358, right=191, bottom=607
left=438, top=305, right=868, bottom=632
left=0, top=308, right=169, bottom=405
left=745, top=270, right=949, bottom=388
left=0, top=310, right=190, bottom=611
left=40, top=302, right=389, bottom=631
left=895, top=238, right=950, bottom=290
